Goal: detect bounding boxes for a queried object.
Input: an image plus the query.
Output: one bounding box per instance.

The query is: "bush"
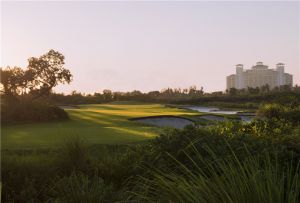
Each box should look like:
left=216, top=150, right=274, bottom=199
left=257, top=103, right=285, bottom=119
left=1, top=100, right=69, bottom=124
left=144, top=122, right=300, bottom=178
left=257, top=103, right=300, bottom=124
left=1, top=151, right=58, bottom=202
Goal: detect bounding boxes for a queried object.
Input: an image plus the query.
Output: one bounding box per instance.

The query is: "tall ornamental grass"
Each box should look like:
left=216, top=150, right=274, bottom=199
left=129, top=144, right=300, bottom=203
left=48, top=172, right=113, bottom=203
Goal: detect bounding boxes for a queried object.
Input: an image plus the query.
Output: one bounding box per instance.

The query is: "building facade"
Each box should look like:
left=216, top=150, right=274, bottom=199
left=226, top=62, right=293, bottom=90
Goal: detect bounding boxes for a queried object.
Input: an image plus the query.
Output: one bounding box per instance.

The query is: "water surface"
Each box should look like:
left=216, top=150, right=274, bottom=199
left=187, top=106, right=255, bottom=122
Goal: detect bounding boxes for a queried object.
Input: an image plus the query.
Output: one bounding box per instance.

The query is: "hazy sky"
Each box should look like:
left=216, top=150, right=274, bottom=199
left=1, top=1, right=299, bottom=93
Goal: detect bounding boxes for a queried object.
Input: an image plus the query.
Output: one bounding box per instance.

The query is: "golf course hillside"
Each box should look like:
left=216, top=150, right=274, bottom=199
left=2, top=102, right=199, bottom=149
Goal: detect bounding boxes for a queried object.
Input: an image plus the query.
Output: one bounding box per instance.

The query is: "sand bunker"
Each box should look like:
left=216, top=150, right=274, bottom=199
left=132, top=116, right=194, bottom=129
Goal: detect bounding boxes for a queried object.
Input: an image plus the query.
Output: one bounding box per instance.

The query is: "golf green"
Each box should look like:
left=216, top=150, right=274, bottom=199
left=2, top=102, right=198, bottom=149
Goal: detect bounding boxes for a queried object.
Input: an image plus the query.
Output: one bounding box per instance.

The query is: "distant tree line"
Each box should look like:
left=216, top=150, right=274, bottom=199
left=226, top=84, right=294, bottom=96
left=46, top=86, right=205, bottom=105
left=44, top=85, right=300, bottom=107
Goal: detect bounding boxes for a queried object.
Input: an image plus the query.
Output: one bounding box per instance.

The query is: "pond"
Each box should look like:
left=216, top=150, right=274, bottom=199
left=186, top=106, right=239, bottom=115
left=186, top=106, right=255, bottom=122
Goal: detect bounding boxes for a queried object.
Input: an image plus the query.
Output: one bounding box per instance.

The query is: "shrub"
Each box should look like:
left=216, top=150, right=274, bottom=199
left=212, top=119, right=294, bottom=137
left=146, top=122, right=300, bottom=177
left=1, top=100, right=69, bottom=124
left=257, top=103, right=285, bottom=119
left=257, top=103, right=300, bottom=124
left=1, top=151, right=58, bottom=202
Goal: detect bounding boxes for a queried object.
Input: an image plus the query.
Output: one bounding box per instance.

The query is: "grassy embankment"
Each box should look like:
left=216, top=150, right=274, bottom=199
left=2, top=102, right=200, bottom=149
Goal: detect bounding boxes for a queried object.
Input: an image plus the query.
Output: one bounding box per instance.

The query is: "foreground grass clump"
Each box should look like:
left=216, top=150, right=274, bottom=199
left=129, top=148, right=300, bottom=203
left=49, top=172, right=113, bottom=203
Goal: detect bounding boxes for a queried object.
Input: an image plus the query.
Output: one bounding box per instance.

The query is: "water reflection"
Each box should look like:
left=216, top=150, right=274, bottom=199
left=186, top=106, right=255, bottom=122
left=187, top=106, right=239, bottom=115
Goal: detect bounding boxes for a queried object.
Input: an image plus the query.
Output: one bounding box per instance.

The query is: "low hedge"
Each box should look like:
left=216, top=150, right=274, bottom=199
left=1, top=101, right=69, bottom=124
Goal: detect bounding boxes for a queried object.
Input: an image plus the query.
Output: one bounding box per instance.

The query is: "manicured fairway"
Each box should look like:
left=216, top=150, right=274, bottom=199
left=2, top=102, right=199, bottom=149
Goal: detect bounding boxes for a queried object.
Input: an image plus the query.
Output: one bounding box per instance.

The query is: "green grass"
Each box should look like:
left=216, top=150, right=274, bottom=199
left=2, top=102, right=199, bottom=149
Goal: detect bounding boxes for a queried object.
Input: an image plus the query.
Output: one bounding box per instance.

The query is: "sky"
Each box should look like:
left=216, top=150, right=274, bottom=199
left=1, top=1, right=299, bottom=93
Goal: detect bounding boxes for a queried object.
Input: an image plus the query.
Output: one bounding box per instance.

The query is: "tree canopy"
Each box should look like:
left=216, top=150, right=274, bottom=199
left=0, top=50, right=72, bottom=101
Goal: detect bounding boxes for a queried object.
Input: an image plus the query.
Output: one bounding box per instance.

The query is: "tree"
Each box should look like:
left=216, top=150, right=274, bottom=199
left=279, top=85, right=291, bottom=92
left=196, top=86, right=204, bottom=96
left=211, top=91, right=223, bottom=96
left=260, top=84, right=270, bottom=94
left=188, top=85, right=197, bottom=95
left=27, top=49, right=72, bottom=99
left=0, top=50, right=72, bottom=101
left=0, top=66, right=27, bottom=100
left=103, top=89, right=113, bottom=101
left=247, top=87, right=260, bottom=95
left=148, top=91, right=160, bottom=97
left=228, top=88, right=237, bottom=96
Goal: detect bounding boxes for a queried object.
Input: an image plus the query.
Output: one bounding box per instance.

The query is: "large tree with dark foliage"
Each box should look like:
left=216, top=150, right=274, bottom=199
left=0, top=49, right=72, bottom=101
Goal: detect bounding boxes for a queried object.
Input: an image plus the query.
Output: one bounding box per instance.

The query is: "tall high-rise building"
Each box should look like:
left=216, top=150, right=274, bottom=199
left=226, top=62, right=293, bottom=90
